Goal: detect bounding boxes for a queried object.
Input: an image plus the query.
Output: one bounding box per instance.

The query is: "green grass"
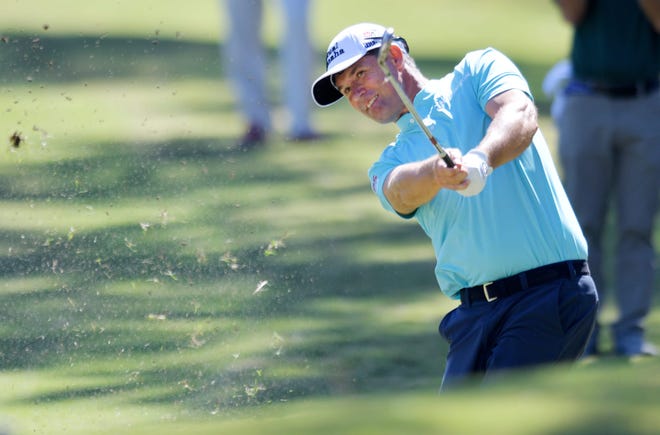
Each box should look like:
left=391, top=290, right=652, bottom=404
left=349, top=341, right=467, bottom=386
left=1, top=1, right=659, bottom=434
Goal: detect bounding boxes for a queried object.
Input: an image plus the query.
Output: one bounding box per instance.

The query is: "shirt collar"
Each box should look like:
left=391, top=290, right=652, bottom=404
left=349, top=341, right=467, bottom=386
left=396, top=111, right=418, bottom=133
left=395, top=88, right=428, bottom=133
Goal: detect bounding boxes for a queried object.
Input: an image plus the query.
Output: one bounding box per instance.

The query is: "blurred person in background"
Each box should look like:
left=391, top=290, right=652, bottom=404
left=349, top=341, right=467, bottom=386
left=542, top=59, right=572, bottom=124
left=222, top=0, right=321, bottom=150
left=554, top=0, right=660, bottom=357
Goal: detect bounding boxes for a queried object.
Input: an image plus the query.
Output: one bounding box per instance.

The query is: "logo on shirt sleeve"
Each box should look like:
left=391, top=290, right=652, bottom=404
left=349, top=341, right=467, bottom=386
left=371, top=175, right=378, bottom=193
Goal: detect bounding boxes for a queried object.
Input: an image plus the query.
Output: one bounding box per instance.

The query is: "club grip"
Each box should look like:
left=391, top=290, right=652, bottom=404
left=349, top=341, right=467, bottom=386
left=430, top=136, right=454, bottom=167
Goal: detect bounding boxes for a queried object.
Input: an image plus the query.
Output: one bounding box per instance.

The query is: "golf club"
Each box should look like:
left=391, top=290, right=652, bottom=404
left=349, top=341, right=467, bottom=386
left=377, top=27, right=455, bottom=168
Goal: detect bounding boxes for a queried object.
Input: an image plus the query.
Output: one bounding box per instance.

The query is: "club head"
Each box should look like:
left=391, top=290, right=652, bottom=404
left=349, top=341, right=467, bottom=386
left=377, top=27, right=395, bottom=68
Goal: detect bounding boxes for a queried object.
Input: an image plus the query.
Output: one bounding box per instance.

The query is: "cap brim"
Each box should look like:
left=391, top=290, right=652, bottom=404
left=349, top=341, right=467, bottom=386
left=311, top=74, right=343, bottom=107
left=311, top=50, right=378, bottom=107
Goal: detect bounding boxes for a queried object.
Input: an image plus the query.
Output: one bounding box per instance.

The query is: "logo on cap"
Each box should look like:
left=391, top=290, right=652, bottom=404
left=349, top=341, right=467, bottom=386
left=326, top=42, right=345, bottom=68
left=362, top=36, right=381, bottom=50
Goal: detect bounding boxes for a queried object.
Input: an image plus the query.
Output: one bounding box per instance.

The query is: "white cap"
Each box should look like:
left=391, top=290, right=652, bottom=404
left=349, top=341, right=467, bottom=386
left=311, top=23, right=409, bottom=107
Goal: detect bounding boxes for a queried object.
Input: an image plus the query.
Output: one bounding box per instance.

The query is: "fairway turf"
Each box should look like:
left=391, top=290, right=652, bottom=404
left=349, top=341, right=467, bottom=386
left=1, top=1, right=658, bottom=434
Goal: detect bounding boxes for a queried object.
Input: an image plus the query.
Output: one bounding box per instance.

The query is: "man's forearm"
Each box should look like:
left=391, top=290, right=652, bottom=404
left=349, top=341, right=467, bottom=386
left=383, top=157, right=443, bottom=215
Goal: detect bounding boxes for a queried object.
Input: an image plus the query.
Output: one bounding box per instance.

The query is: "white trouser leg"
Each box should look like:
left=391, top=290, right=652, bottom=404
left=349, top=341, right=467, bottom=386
left=224, top=0, right=271, bottom=130
left=280, top=0, right=313, bottom=135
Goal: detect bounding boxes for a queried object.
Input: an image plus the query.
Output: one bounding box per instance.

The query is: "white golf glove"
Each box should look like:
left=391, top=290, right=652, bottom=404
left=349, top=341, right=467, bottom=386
left=459, top=150, right=492, bottom=197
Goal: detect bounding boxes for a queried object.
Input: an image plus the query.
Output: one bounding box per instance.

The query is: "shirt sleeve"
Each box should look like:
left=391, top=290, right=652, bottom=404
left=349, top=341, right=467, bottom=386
left=468, top=47, right=533, bottom=109
left=368, top=145, right=416, bottom=219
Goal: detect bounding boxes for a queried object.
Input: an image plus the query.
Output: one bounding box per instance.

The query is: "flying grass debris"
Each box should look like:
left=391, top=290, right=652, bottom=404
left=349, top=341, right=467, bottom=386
left=221, top=252, right=241, bottom=270
left=253, top=280, right=268, bottom=295
left=271, top=332, right=285, bottom=356
left=10, top=131, right=23, bottom=148
left=190, top=333, right=206, bottom=348
left=264, top=233, right=291, bottom=256
left=163, top=270, right=177, bottom=281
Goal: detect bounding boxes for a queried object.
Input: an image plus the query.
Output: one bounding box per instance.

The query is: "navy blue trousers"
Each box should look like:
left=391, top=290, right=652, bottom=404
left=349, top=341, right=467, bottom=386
left=439, top=273, right=598, bottom=391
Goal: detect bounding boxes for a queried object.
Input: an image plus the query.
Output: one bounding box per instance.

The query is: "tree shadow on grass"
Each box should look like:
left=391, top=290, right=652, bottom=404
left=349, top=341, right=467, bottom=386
left=0, top=138, right=268, bottom=200
left=0, top=127, right=449, bottom=414
left=0, top=32, right=552, bottom=115
left=1, top=220, right=447, bottom=410
left=0, top=33, right=222, bottom=85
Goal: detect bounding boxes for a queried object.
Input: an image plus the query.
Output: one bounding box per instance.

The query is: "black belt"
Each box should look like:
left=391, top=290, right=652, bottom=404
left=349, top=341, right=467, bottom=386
left=566, top=78, right=659, bottom=98
left=459, top=260, right=590, bottom=306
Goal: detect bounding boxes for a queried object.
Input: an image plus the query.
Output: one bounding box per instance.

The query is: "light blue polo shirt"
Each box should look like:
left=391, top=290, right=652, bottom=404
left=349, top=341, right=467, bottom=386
left=368, top=47, right=587, bottom=298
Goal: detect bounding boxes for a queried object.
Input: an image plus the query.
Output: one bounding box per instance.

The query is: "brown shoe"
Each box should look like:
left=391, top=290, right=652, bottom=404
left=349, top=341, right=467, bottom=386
left=236, top=125, right=267, bottom=150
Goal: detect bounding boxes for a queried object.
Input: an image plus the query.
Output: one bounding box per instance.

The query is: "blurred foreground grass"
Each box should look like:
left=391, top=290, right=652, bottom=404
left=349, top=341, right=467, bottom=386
left=0, top=1, right=658, bottom=434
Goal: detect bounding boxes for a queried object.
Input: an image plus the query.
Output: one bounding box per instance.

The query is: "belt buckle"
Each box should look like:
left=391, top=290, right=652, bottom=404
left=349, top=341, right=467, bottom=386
left=482, top=281, right=497, bottom=302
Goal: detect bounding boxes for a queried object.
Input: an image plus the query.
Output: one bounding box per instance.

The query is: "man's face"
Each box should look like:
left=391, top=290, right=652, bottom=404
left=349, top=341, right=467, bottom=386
left=333, top=54, right=406, bottom=124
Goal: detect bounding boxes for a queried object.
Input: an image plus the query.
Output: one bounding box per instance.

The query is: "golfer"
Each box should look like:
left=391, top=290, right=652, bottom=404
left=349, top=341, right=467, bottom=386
left=311, top=23, right=599, bottom=390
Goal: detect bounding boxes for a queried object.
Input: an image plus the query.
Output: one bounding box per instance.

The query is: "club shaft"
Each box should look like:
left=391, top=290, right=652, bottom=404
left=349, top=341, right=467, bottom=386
left=378, top=29, right=454, bottom=168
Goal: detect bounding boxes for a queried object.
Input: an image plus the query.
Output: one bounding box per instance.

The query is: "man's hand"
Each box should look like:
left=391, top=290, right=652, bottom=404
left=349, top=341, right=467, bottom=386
left=434, top=148, right=470, bottom=192
left=383, top=149, right=468, bottom=214
left=457, top=150, right=493, bottom=197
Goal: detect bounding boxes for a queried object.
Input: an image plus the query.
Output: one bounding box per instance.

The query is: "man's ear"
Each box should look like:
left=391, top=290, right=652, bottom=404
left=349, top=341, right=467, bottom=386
left=389, top=44, right=405, bottom=70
